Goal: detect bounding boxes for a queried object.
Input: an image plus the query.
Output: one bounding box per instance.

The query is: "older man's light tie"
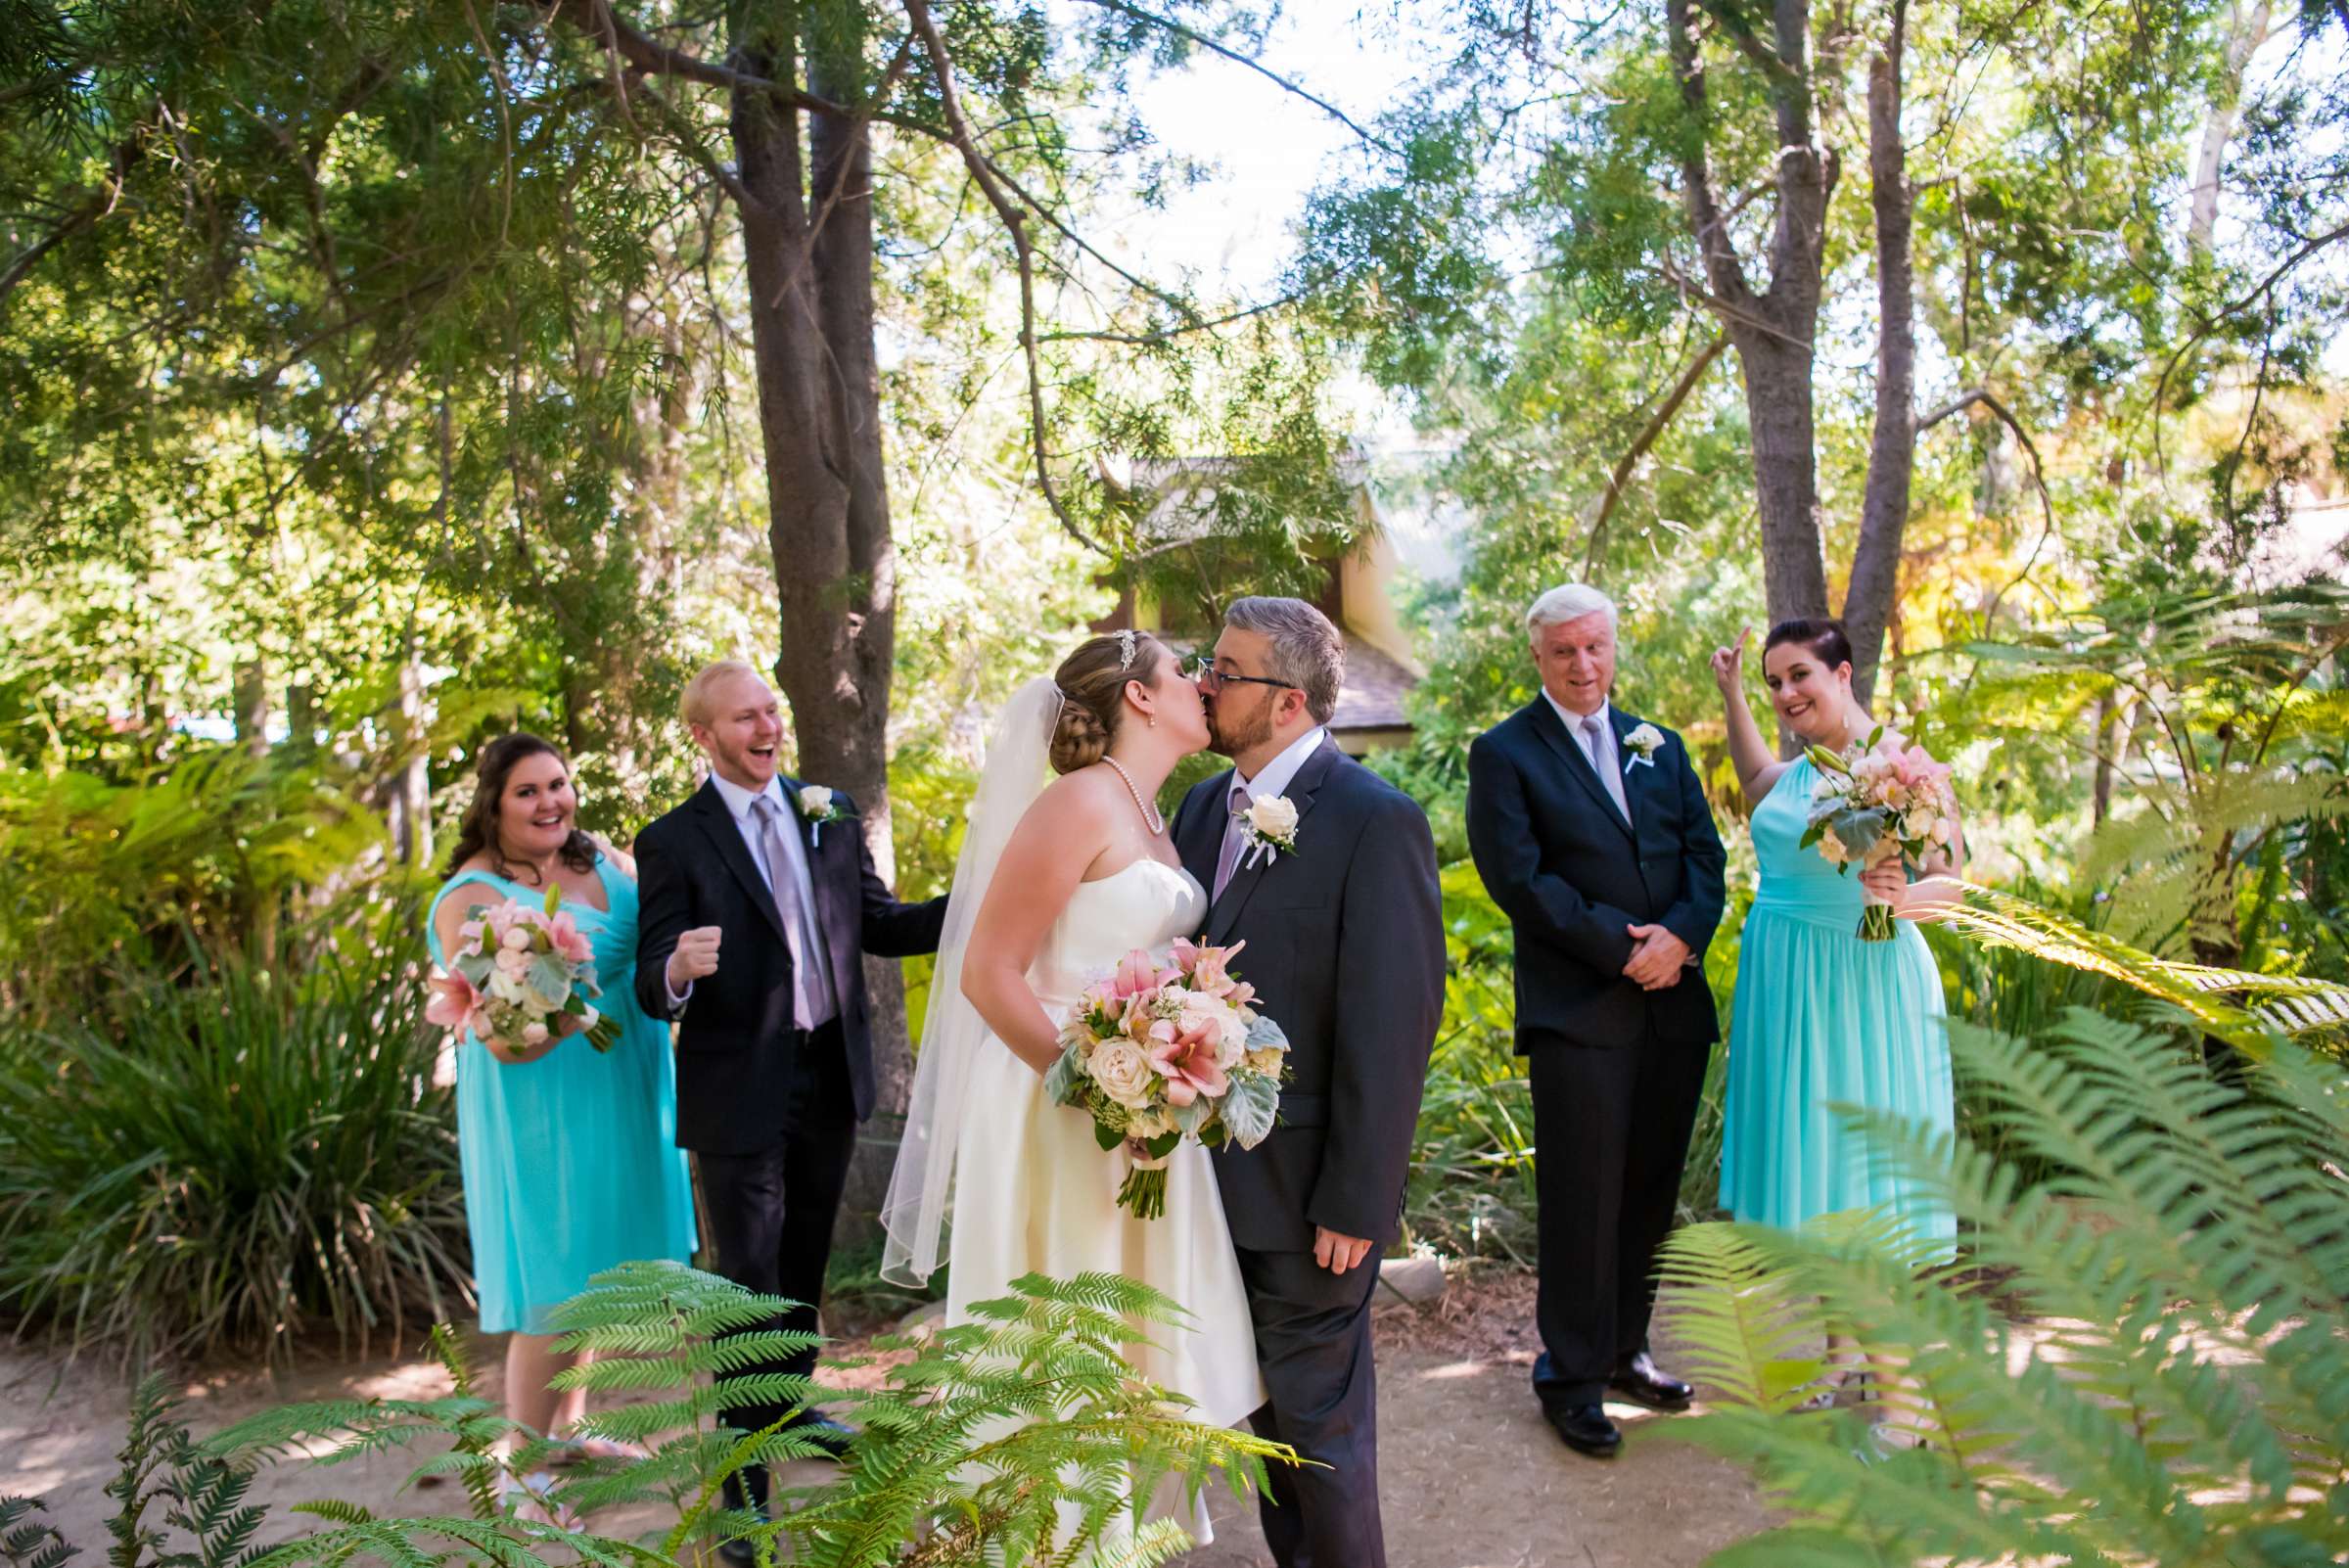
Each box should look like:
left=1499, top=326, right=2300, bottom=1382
left=1582, top=714, right=1631, bottom=822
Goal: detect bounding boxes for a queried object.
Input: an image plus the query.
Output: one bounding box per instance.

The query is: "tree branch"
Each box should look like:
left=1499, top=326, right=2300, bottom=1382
left=1583, top=335, right=1727, bottom=576
left=1070, top=0, right=1391, bottom=150
left=902, top=0, right=1100, bottom=553
left=1921, top=389, right=2060, bottom=628
left=1663, top=0, right=1756, bottom=305
left=1693, top=0, right=1804, bottom=85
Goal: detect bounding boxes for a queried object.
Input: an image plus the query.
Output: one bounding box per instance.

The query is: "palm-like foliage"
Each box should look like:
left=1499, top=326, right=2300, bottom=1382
left=1967, top=582, right=2349, bottom=966
left=184, top=1264, right=1287, bottom=1568
left=1658, top=1009, right=2349, bottom=1566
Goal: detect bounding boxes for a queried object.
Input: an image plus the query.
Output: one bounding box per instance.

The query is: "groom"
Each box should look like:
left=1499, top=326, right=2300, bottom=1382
left=1465, top=583, right=1727, bottom=1459
left=634, top=659, right=947, bottom=1526
left=1173, top=597, right=1446, bottom=1568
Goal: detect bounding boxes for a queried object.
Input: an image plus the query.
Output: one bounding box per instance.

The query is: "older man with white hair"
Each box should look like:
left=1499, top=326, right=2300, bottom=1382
left=1465, top=583, right=1727, bottom=1459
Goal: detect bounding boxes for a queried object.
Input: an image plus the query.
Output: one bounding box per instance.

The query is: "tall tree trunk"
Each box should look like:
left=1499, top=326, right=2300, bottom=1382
left=732, top=2, right=912, bottom=1236
left=1843, top=3, right=1915, bottom=708
left=2188, top=0, right=2275, bottom=254
left=1734, top=332, right=1833, bottom=628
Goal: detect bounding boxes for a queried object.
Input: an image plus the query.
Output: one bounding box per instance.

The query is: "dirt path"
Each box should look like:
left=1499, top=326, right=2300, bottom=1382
left=3, top=1271, right=1766, bottom=1568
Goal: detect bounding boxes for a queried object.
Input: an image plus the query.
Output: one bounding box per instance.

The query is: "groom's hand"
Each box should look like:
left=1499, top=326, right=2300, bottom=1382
left=1622, top=923, right=1689, bottom=990
left=1313, top=1226, right=1375, bottom=1274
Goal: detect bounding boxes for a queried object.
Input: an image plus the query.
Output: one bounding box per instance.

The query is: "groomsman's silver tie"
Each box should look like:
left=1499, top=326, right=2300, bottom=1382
left=1582, top=715, right=1631, bottom=822
left=1214, top=780, right=1251, bottom=901
left=751, top=795, right=836, bottom=1030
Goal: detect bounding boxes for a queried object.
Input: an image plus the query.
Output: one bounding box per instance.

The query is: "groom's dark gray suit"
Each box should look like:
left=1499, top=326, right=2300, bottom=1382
left=1174, top=736, right=1445, bottom=1568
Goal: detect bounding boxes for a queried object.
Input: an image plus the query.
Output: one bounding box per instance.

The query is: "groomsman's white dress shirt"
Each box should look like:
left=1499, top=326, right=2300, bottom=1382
left=668, top=772, right=836, bottom=1019
left=1215, top=724, right=1328, bottom=901
left=1541, top=692, right=1630, bottom=822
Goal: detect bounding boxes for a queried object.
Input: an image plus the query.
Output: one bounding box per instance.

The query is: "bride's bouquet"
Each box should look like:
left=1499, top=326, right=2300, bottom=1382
left=426, top=884, right=620, bottom=1053
left=1800, top=727, right=1958, bottom=942
left=1044, top=938, right=1289, bottom=1220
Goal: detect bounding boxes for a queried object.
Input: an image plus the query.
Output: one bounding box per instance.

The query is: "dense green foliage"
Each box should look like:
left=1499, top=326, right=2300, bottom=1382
left=2, top=1265, right=1287, bottom=1568
left=1657, top=1006, right=2349, bottom=1564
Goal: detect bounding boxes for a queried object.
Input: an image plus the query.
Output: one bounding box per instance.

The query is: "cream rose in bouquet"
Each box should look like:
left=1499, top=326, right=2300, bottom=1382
left=1044, top=937, right=1289, bottom=1219
left=1800, top=726, right=1958, bottom=941
left=426, top=883, right=620, bottom=1053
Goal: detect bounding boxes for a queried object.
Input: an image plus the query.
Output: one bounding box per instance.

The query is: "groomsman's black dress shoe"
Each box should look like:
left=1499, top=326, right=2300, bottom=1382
left=1544, top=1403, right=1623, bottom=1458
left=1608, top=1351, right=1694, bottom=1411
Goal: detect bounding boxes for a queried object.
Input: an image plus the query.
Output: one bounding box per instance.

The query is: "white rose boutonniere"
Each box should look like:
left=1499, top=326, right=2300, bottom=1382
left=1622, top=722, right=1666, bottom=772
left=1236, top=793, right=1300, bottom=870
left=798, top=784, right=842, bottom=846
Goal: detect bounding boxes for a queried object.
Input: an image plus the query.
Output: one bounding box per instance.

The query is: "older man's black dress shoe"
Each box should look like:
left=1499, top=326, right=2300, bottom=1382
left=1608, top=1351, right=1693, bottom=1411
left=1544, top=1402, right=1623, bottom=1457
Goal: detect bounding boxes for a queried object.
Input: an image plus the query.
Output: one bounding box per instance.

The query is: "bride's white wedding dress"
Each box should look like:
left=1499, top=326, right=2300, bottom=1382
left=945, top=856, right=1263, bottom=1432
left=879, top=679, right=1264, bottom=1547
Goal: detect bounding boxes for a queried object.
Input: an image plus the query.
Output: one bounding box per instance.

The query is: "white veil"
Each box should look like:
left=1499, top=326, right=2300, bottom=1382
left=879, top=675, right=1065, bottom=1286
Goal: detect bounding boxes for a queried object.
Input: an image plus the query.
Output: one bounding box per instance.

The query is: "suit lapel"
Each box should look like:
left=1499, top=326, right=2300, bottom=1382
left=1176, top=768, right=1232, bottom=901
left=1207, top=738, right=1342, bottom=945
left=691, top=779, right=791, bottom=945
left=1527, top=697, right=1634, bottom=839
left=1610, top=708, right=1656, bottom=838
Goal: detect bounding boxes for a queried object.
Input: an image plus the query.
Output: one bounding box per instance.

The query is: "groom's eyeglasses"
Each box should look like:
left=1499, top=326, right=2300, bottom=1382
left=1182, top=655, right=1297, bottom=695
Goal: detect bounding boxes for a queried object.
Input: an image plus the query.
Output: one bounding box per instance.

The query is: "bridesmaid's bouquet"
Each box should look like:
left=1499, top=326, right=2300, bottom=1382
left=1801, top=728, right=1958, bottom=941
left=426, top=884, right=620, bottom=1053
left=1045, top=938, right=1290, bottom=1220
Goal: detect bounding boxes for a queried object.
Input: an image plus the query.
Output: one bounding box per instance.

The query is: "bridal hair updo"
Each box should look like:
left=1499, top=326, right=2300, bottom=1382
left=1049, top=630, right=1167, bottom=774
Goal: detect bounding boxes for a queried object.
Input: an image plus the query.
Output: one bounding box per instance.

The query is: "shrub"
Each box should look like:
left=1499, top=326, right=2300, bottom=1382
left=0, top=912, right=469, bottom=1362
left=1657, top=1006, right=2349, bottom=1565
left=3, top=1265, right=1289, bottom=1568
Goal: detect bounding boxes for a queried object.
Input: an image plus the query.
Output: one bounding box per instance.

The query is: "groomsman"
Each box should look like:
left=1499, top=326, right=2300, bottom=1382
left=634, top=660, right=946, bottom=1535
left=1465, top=584, right=1727, bottom=1458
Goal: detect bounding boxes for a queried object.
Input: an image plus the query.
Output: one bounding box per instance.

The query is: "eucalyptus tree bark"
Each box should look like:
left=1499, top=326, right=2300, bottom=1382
left=1842, top=2, right=1914, bottom=708
left=2188, top=0, right=2276, bottom=254
left=727, top=2, right=915, bottom=1134
left=1664, top=0, right=1835, bottom=636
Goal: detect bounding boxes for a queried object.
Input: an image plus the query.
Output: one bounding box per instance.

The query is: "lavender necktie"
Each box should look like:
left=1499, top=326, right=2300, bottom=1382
left=1213, top=780, right=1251, bottom=901
left=1582, top=715, right=1631, bottom=821
left=751, top=795, right=832, bottom=1029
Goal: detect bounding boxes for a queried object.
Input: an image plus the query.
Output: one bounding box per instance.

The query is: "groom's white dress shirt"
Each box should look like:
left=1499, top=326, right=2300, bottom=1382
left=1215, top=724, right=1328, bottom=901
left=668, top=771, right=835, bottom=1018
left=1542, top=692, right=1630, bottom=822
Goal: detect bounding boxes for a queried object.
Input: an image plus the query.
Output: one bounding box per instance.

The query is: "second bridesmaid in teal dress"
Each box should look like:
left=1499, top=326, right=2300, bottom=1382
left=428, top=733, right=696, bottom=1505
left=1708, top=620, right=1959, bottom=1257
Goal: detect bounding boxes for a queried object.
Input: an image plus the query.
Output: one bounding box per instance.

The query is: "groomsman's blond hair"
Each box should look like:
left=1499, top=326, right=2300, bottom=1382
left=1526, top=583, right=1618, bottom=639
left=680, top=659, right=766, bottom=727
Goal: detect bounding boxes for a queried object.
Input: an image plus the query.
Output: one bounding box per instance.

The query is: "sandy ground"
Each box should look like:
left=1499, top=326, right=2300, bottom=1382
left=2, top=1270, right=1766, bottom=1568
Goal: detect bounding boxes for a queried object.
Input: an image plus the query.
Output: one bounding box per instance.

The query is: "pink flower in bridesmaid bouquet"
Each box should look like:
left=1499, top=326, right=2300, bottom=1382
left=544, top=910, right=594, bottom=966
left=1145, top=1011, right=1231, bottom=1106
left=426, top=971, right=485, bottom=1036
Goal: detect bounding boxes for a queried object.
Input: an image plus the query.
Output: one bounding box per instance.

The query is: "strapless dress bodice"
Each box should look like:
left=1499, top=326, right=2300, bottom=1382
left=1030, top=857, right=1207, bottom=1007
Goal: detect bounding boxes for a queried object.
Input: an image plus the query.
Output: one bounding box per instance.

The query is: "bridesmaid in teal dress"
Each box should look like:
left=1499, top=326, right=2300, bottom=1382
left=428, top=734, right=696, bottom=1481
left=1710, top=620, right=1962, bottom=1275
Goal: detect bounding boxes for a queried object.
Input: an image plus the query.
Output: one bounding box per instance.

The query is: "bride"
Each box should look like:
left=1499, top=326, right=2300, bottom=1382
left=880, top=629, right=1264, bottom=1532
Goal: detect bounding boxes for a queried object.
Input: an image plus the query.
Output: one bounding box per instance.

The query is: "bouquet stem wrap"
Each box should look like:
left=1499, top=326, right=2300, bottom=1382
left=1118, top=1142, right=1173, bottom=1221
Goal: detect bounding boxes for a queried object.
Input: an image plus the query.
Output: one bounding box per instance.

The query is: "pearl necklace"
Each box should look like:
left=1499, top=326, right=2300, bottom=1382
left=1102, top=757, right=1165, bottom=836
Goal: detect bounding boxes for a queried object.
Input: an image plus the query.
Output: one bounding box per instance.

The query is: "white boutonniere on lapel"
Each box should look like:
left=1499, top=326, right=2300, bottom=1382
left=1622, top=722, right=1666, bottom=772
left=798, top=784, right=842, bottom=847
left=1236, top=794, right=1300, bottom=869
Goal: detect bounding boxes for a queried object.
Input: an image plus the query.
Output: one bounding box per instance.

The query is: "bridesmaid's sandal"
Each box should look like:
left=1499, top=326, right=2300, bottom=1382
left=549, top=1434, right=651, bottom=1465
left=495, top=1470, right=579, bottom=1530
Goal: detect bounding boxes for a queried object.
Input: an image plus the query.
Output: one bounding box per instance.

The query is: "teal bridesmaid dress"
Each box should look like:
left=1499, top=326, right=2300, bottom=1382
left=1718, top=755, right=1956, bottom=1252
left=427, top=856, right=698, bottom=1333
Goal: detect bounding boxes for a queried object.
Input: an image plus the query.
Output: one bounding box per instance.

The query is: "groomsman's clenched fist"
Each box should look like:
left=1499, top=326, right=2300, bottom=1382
left=667, top=926, right=723, bottom=992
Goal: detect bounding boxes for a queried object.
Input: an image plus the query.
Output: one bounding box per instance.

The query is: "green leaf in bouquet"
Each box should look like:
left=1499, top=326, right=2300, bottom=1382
left=1244, top=1014, right=1289, bottom=1054
left=1828, top=806, right=1887, bottom=863
left=1142, top=1130, right=1181, bottom=1160
left=1043, top=1042, right=1082, bottom=1106
left=529, top=953, right=573, bottom=1001
left=453, top=951, right=493, bottom=986
left=1094, top=1114, right=1127, bottom=1152
left=1170, top=1096, right=1211, bottom=1137
left=1221, top=1073, right=1279, bottom=1150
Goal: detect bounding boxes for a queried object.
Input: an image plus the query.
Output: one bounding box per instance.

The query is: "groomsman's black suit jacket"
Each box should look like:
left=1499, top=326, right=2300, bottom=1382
left=1174, top=738, right=1447, bottom=1253
left=1465, top=698, right=1728, bottom=1050
left=633, top=776, right=948, bottom=1154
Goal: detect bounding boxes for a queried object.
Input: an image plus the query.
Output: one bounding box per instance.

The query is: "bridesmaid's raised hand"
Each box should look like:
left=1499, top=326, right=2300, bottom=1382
left=1710, top=626, right=1752, bottom=699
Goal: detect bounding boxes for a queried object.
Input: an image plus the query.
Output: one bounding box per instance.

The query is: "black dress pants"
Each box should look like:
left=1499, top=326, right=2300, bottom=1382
left=1524, top=1026, right=1712, bottom=1407
left=1237, top=1244, right=1387, bottom=1568
left=694, top=1019, right=856, bottom=1510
